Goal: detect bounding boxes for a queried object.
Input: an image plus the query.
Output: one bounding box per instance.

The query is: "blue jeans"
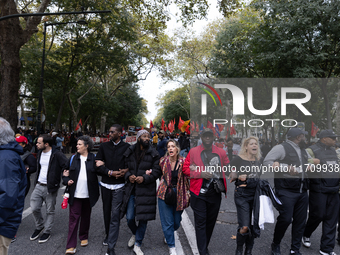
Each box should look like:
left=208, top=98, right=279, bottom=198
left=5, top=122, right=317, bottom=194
left=126, top=195, right=148, bottom=246
left=158, top=197, right=183, bottom=248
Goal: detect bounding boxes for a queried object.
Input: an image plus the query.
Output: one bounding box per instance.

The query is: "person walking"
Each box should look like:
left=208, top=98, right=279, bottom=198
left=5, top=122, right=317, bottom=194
left=263, top=128, right=317, bottom=255
left=228, top=136, right=261, bottom=255
left=157, top=139, right=190, bottom=255
left=62, top=135, right=100, bottom=254
left=0, top=117, right=27, bottom=255
left=95, top=124, right=130, bottom=255
left=183, top=128, right=229, bottom=255
left=121, top=129, right=162, bottom=255
left=30, top=134, right=68, bottom=243
left=15, top=135, right=37, bottom=196
left=302, top=129, right=340, bottom=255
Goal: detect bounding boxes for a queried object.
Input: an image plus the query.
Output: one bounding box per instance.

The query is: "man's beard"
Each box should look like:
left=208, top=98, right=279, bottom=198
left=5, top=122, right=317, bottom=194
left=298, top=139, right=306, bottom=149
left=141, top=140, right=150, bottom=149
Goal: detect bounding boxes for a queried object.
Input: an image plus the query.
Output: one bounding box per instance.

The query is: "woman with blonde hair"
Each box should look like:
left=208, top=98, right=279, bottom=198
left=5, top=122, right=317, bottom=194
left=157, top=139, right=190, bottom=255
left=228, top=136, right=261, bottom=255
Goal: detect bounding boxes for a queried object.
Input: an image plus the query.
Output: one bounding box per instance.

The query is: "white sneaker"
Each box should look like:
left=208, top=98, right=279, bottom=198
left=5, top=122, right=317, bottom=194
left=128, top=235, right=136, bottom=248
left=169, top=247, right=177, bottom=255
left=302, top=236, right=311, bottom=248
left=319, top=251, right=337, bottom=255
left=133, top=245, right=144, bottom=255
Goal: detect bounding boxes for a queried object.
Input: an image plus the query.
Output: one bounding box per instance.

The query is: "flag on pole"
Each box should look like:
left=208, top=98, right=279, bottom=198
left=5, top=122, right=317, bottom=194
left=311, top=121, right=319, bottom=137
left=150, top=120, right=154, bottom=128
left=190, top=121, right=195, bottom=132
left=178, top=117, right=184, bottom=130
left=181, top=120, right=190, bottom=132
left=230, top=125, right=236, bottom=135
left=75, top=119, right=82, bottom=131
left=200, top=123, right=204, bottom=131
left=215, top=124, right=220, bottom=138
left=161, top=118, right=165, bottom=130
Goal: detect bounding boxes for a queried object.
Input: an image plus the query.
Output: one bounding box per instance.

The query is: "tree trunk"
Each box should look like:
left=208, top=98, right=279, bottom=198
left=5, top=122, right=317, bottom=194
left=0, top=0, right=50, bottom=129
left=0, top=45, right=21, bottom=130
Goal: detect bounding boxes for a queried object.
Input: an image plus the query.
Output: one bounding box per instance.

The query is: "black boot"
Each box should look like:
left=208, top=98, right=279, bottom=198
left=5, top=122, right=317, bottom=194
left=244, top=234, right=254, bottom=255
left=235, top=232, right=246, bottom=255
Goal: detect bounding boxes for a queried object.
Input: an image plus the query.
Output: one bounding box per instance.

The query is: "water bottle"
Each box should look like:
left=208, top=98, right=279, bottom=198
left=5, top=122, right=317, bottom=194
left=61, top=193, right=69, bottom=209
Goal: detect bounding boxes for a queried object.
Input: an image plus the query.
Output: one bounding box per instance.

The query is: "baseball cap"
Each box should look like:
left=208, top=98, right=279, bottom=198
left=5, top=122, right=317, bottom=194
left=319, top=129, right=340, bottom=139
left=286, top=128, right=308, bottom=139
left=15, top=136, right=28, bottom=144
left=201, top=128, right=214, bottom=136
left=159, top=130, right=165, bottom=134
left=52, top=132, right=58, bottom=136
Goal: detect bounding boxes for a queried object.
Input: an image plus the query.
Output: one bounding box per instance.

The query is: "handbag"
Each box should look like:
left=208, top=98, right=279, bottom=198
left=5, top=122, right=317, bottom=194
left=163, top=161, right=178, bottom=205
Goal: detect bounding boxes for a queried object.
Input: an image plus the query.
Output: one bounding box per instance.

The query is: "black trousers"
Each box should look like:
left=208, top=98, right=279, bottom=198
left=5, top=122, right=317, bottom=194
left=101, top=185, right=124, bottom=251
left=234, top=187, right=255, bottom=231
left=304, top=191, right=339, bottom=253
left=273, top=189, right=308, bottom=251
left=190, top=192, right=221, bottom=255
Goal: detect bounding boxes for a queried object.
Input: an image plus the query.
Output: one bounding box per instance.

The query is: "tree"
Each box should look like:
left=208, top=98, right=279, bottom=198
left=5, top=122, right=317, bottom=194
left=252, top=0, right=340, bottom=129
left=0, top=0, right=50, bottom=129
left=154, top=85, right=190, bottom=130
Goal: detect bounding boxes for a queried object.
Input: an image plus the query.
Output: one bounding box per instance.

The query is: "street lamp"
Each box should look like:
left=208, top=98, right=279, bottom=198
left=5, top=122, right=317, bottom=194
left=36, top=20, right=87, bottom=135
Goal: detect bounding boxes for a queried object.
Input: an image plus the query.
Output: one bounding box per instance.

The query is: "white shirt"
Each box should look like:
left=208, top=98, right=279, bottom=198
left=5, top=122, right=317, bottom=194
left=38, top=150, right=52, bottom=184
left=74, top=155, right=89, bottom=198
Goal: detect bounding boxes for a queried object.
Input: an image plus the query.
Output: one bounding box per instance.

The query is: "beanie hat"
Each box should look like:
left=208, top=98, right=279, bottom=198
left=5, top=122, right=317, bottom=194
left=136, top=129, right=149, bottom=140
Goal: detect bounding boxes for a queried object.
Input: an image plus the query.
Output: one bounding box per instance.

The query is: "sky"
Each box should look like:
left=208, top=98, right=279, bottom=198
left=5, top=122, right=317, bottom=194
left=138, top=0, right=223, bottom=124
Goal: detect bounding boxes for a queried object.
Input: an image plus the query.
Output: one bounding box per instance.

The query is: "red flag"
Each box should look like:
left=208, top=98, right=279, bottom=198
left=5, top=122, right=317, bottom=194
left=207, top=120, right=214, bottom=130
left=161, top=118, right=165, bottom=130
left=230, top=125, right=236, bottom=135
left=150, top=120, right=154, bottom=128
left=196, top=122, right=199, bottom=132
left=185, top=124, right=190, bottom=135
left=164, top=126, right=168, bottom=132
left=190, top=121, right=195, bottom=132
left=311, top=121, right=319, bottom=137
left=170, top=120, right=175, bottom=133
left=217, top=124, right=224, bottom=132
left=141, top=125, right=144, bottom=130
left=173, top=118, right=176, bottom=126
left=178, top=117, right=184, bottom=130
left=207, top=121, right=216, bottom=136
left=75, top=119, right=82, bottom=131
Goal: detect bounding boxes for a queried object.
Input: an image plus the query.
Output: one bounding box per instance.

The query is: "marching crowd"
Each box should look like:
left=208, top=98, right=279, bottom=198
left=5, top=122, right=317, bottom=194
left=1, top=116, right=340, bottom=255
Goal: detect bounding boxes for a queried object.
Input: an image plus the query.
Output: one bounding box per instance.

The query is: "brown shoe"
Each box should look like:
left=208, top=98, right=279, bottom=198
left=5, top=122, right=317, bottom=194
left=65, top=248, right=76, bottom=254
left=80, top=239, right=88, bottom=247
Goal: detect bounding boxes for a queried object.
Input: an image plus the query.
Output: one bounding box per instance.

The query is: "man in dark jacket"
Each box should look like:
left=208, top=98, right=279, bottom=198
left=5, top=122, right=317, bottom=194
left=263, top=128, right=318, bottom=255
left=30, top=134, right=67, bottom=243
left=95, top=124, right=130, bottom=255
left=302, top=129, right=340, bottom=255
left=157, top=130, right=168, bottom=157
left=0, top=117, right=27, bottom=255
left=121, top=129, right=161, bottom=255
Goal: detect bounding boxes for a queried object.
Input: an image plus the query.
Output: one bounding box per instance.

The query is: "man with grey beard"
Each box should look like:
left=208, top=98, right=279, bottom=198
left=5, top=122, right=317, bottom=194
left=0, top=117, right=27, bottom=255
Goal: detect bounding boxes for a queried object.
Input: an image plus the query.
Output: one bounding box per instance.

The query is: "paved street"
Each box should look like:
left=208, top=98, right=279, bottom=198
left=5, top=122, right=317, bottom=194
left=8, top=162, right=340, bottom=255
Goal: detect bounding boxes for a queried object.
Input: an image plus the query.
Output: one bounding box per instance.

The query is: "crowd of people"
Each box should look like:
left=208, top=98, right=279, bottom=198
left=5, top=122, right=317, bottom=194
left=1, top=116, right=340, bottom=255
